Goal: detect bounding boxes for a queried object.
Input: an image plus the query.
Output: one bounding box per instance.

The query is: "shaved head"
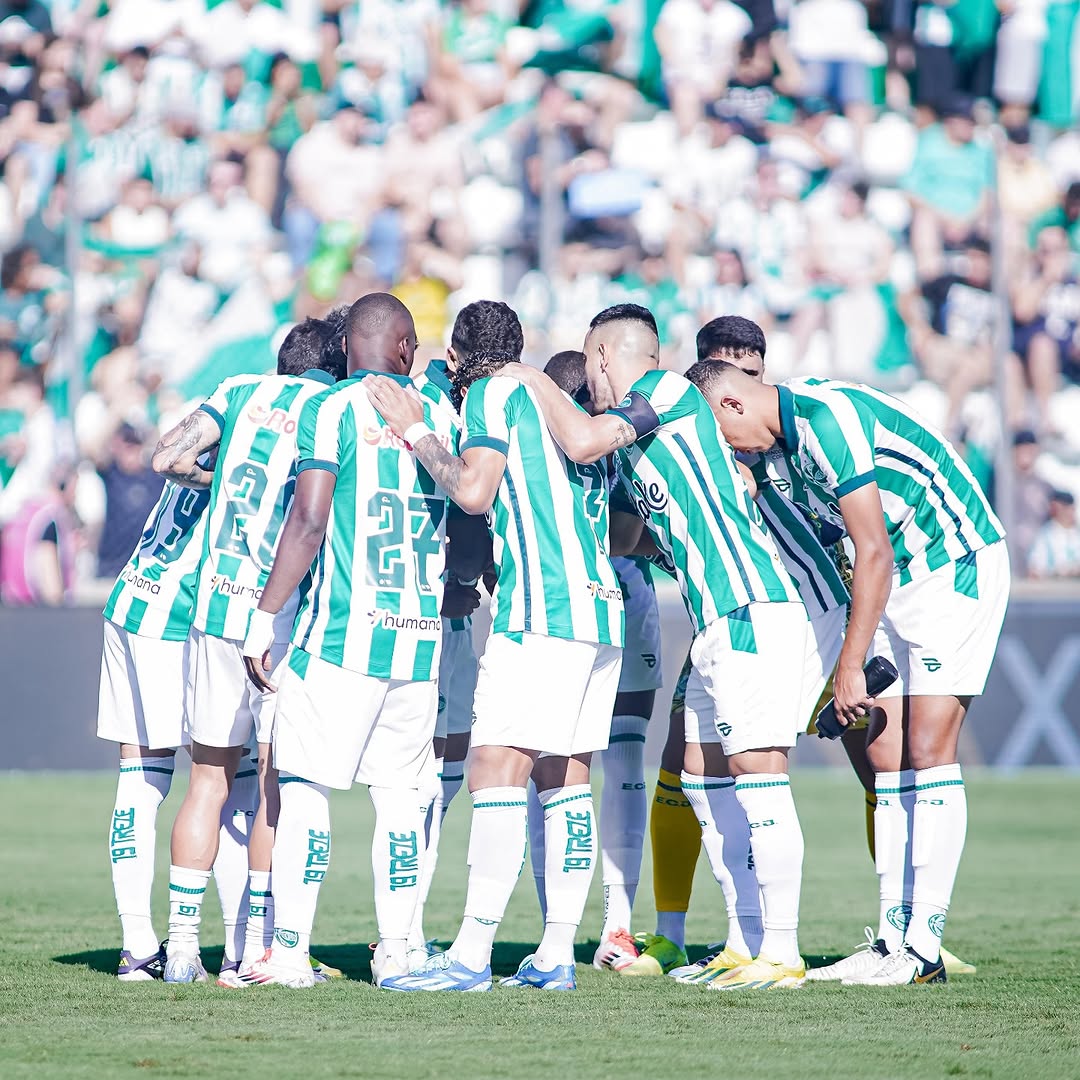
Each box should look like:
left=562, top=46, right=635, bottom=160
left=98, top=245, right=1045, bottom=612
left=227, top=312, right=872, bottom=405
left=583, top=304, right=660, bottom=411
left=685, top=359, right=779, bottom=453
left=344, top=292, right=417, bottom=376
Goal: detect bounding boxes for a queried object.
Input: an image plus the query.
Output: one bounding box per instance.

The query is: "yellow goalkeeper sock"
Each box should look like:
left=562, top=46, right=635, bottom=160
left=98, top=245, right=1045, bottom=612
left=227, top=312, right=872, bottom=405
left=865, top=790, right=877, bottom=862
left=651, top=769, right=701, bottom=916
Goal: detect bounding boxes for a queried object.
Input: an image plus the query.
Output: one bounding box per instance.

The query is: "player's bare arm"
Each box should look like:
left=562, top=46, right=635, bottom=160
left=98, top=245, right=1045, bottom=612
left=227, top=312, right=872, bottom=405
left=242, top=468, right=336, bottom=692
left=365, top=376, right=506, bottom=514
left=498, top=365, right=636, bottom=463
left=152, top=410, right=221, bottom=489
left=833, top=482, right=893, bottom=726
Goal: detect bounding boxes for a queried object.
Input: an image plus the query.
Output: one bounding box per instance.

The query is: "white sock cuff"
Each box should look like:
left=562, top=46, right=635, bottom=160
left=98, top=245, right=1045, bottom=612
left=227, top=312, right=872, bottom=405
left=680, top=772, right=735, bottom=798
left=169, top=865, right=211, bottom=889
left=538, top=784, right=592, bottom=811
left=472, top=786, right=528, bottom=810
left=119, top=756, right=175, bottom=773
left=249, top=869, right=271, bottom=894
left=734, top=773, right=789, bottom=791
left=915, top=763, right=963, bottom=790
left=607, top=715, right=648, bottom=757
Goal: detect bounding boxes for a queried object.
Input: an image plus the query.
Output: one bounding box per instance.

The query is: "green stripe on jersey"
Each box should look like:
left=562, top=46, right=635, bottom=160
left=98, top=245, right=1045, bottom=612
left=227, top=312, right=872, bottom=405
left=611, top=370, right=802, bottom=635
left=103, top=482, right=210, bottom=641
left=462, top=376, right=624, bottom=646
left=291, top=373, right=454, bottom=681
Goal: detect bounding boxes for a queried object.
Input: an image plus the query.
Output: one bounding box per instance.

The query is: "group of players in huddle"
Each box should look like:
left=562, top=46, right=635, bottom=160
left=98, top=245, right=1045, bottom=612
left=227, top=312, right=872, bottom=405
left=97, top=293, right=1008, bottom=993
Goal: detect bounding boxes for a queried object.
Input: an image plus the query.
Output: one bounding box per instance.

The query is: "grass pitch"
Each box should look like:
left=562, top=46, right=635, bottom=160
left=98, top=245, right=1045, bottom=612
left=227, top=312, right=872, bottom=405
left=0, top=771, right=1077, bottom=1080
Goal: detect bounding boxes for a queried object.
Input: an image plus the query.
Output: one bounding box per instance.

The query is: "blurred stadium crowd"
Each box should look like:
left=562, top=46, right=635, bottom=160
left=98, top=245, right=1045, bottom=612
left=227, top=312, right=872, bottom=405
left=1, top=0, right=1080, bottom=605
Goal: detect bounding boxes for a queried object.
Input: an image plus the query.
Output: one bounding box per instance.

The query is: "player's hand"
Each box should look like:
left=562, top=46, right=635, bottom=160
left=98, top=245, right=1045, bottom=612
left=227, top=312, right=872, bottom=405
left=831, top=662, right=874, bottom=728
left=243, top=652, right=276, bottom=693
left=365, top=376, right=425, bottom=436
left=441, top=578, right=481, bottom=619
left=495, top=362, right=540, bottom=385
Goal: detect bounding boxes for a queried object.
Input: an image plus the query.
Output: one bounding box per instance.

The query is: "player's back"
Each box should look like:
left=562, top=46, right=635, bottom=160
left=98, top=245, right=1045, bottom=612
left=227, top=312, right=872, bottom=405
left=104, top=480, right=210, bottom=641
left=291, top=374, right=453, bottom=681
left=194, top=369, right=337, bottom=639
left=612, top=369, right=801, bottom=634
left=461, top=374, right=624, bottom=647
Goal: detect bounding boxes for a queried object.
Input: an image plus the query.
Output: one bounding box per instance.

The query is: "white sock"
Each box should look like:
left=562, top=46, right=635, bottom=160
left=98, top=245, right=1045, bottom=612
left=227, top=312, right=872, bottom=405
left=682, top=772, right=762, bottom=958
left=734, top=774, right=803, bottom=967
left=655, top=911, right=687, bottom=950
left=874, top=769, right=915, bottom=952
left=450, top=787, right=528, bottom=972
left=408, top=769, right=442, bottom=953
left=110, top=756, right=174, bottom=958
left=269, top=774, right=331, bottom=968
left=600, top=716, right=648, bottom=936
left=214, top=765, right=258, bottom=964
left=370, top=785, right=425, bottom=966
left=906, top=764, right=967, bottom=964
left=167, top=865, right=212, bottom=954
left=527, top=780, right=547, bottom=920
left=244, top=870, right=273, bottom=967
left=533, top=784, right=596, bottom=970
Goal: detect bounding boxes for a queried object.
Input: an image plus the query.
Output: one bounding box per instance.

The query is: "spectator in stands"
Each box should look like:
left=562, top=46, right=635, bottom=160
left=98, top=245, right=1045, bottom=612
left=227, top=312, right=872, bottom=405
left=1028, top=490, right=1080, bottom=578
left=1011, top=429, right=1053, bottom=575
left=1028, top=180, right=1080, bottom=255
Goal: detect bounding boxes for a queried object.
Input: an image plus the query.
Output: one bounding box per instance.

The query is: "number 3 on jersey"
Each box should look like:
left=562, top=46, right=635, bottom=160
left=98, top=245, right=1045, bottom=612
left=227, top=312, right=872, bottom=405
left=367, top=490, right=444, bottom=592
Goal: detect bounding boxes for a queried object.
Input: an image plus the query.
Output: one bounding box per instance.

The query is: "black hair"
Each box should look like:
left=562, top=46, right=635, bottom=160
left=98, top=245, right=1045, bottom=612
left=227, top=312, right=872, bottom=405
left=321, top=306, right=349, bottom=382
left=277, top=318, right=341, bottom=380
left=966, top=235, right=992, bottom=255
left=345, top=292, right=412, bottom=344
left=544, top=350, right=587, bottom=397
left=1, top=245, right=32, bottom=291
left=684, top=358, right=741, bottom=396
left=450, top=299, right=524, bottom=397
left=695, top=315, right=766, bottom=363
left=588, top=303, right=658, bottom=336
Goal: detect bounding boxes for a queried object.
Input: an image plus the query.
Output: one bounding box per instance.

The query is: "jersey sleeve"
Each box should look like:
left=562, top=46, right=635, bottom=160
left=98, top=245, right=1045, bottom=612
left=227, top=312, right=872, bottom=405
left=460, top=377, right=517, bottom=456
left=198, top=375, right=242, bottom=430
left=802, top=391, right=877, bottom=497
left=296, top=390, right=341, bottom=475
left=606, top=370, right=699, bottom=439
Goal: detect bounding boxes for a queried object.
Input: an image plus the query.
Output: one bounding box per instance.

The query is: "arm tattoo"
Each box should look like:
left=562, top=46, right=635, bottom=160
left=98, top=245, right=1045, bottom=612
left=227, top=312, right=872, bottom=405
left=154, top=413, right=215, bottom=489
left=608, top=418, right=636, bottom=452
left=413, top=434, right=467, bottom=501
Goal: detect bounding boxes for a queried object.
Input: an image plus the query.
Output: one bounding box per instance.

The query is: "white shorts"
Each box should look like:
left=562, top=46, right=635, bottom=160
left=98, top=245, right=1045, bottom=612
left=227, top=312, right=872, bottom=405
left=872, top=540, right=1010, bottom=699
left=471, top=632, right=622, bottom=757
left=618, top=598, right=663, bottom=694
left=799, top=605, right=846, bottom=733
left=273, top=647, right=438, bottom=791
left=684, top=602, right=809, bottom=755
left=96, top=621, right=188, bottom=749
left=435, top=627, right=478, bottom=741
left=186, top=628, right=287, bottom=748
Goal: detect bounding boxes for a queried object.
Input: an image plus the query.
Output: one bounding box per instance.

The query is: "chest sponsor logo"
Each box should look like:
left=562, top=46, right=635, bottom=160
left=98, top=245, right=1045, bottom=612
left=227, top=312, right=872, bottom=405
left=630, top=477, right=668, bottom=521
left=246, top=403, right=297, bottom=434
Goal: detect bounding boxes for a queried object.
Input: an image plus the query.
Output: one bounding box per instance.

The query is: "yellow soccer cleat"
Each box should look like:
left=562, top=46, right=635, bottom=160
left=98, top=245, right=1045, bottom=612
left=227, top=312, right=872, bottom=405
left=619, top=934, right=688, bottom=977
left=709, top=956, right=806, bottom=991
left=310, top=955, right=343, bottom=980
left=670, top=944, right=752, bottom=985
left=940, top=947, right=976, bottom=976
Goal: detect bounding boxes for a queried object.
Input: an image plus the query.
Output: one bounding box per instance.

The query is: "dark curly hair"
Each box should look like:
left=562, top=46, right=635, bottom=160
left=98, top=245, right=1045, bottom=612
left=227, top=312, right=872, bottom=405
left=321, top=305, right=349, bottom=382
left=450, top=299, right=524, bottom=400
left=277, top=317, right=343, bottom=381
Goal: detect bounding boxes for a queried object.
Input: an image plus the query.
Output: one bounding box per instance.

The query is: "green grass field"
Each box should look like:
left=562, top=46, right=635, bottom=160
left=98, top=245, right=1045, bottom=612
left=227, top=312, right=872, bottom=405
left=0, top=771, right=1077, bottom=1080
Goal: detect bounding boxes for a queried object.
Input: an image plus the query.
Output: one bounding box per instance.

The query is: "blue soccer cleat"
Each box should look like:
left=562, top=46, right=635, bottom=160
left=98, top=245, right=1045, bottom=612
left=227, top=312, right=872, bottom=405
left=380, top=952, right=492, bottom=992
left=500, top=954, right=577, bottom=990
left=117, top=943, right=166, bottom=982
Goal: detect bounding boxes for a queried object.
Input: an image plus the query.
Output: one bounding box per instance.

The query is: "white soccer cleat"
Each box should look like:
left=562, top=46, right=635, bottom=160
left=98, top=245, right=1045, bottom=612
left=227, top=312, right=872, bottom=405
left=236, top=948, right=316, bottom=988
left=371, top=942, right=410, bottom=988
left=804, top=927, right=889, bottom=982
left=592, top=928, right=640, bottom=972
left=163, top=948, right=208, bottom=984
left=842, top=945, right=947, bottom=986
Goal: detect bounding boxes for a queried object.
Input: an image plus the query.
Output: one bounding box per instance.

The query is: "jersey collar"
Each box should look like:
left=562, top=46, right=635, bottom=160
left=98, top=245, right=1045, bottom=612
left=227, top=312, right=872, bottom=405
left=348, top=369, right=412, bottom=385
left=776, top=384, right=798, bottom=449
left=422, top=359, right=454, bottom=396
left=300, top=369, right=337, bottom=386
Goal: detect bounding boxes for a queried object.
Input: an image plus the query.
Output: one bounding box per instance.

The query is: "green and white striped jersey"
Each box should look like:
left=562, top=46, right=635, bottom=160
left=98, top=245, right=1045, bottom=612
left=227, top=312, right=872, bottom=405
left=194, top=369, right=337, bottom=641
left=770, top=378, right=1005, bottom=585
left=291, top=371, right=455, bottom=681
left=608, top=369, right=803, bottom=635
left=103, top=482, right=210, bottom=641
left=742, top=454, right=849, bottom=619
left=461, top=376, right=624, bottom=646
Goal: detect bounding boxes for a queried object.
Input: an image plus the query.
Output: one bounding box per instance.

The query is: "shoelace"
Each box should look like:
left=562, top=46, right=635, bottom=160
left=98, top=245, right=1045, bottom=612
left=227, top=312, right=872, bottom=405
left=871, top=947, right=915, bottom=977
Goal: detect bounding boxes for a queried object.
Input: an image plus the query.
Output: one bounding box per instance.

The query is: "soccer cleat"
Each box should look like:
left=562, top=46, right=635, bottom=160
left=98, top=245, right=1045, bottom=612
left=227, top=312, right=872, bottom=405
left=216, top=959, right=241, bottom=988
left=940, top=946, right=976, bottom=976
left=709, top=956, right=806, bottom=990
left=406, top=939, right=444, bottom=973
left=163, top=948, right=208, bottom=984
left=592, top=928, right=639, bottom=972
left=501, top=954, right=577, bottom=990
left=310, top=955, right=343, bottom=979
left=379, top=952, right=492, bottom=992
left=670, top=944, right=752, bottom=984
left=805, top=927, right=888, bottom=982
left=370, top=943, right=410, bottom=988
left=668, top=942, right=725, bottom=981
left=619, top=933, right=688, bottom=977
left=236, top=948, right=316, bottom=988
left=842, top=945, right=946, bottom=986
left=117, top=944, right=166, bottom=982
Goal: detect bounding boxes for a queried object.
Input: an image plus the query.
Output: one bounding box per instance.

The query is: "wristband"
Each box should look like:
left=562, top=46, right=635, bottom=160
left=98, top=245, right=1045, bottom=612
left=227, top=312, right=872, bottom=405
left=403, top=421, right=433, bottom=449
left=243, top=607, right=277, bottom=659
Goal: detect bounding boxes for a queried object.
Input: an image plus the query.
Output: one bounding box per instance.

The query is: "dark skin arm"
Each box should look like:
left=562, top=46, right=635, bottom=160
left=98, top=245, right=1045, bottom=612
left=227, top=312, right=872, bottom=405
left=243, top=468, right=336, bottom=691
left=152, top=409, right=221, bottom=489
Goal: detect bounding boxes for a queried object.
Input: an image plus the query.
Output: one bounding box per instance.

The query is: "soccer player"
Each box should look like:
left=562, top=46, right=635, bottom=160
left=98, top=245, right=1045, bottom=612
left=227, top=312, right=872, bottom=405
left=238, top=293, right=455, bottom=989
left=151, top=317, right=343, bottom=983
left=705, top=364, right=1009, bottom=985
left=367, top=300, right=625, bottom=992
left=501, top=304, right=812, bottom=991
left=535, top=349, right=664, bottom=972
